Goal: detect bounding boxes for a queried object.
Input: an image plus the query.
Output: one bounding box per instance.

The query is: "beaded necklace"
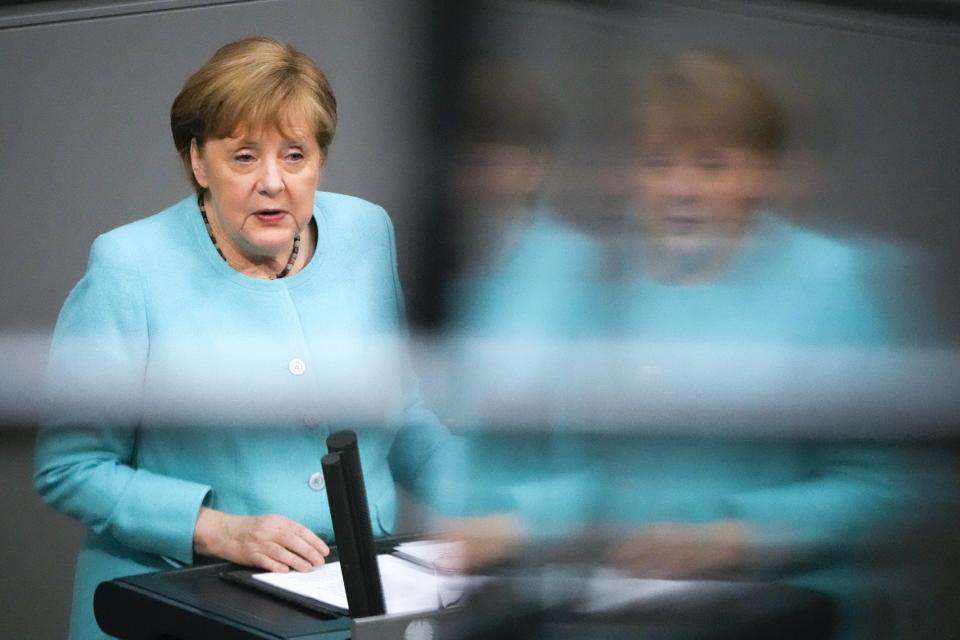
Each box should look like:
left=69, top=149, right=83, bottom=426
left=198, top=194, right=301, bottom=279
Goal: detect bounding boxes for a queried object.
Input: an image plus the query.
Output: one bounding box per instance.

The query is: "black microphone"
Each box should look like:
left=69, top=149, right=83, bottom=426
left=325, top=430, right=386, bottom=616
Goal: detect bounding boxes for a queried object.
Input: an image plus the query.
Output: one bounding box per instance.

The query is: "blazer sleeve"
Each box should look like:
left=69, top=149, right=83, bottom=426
left=34, top=232, right=211, bottom=564
left=367, top=206, right=463, bottom=513
left=720, top=442, right=918, bottom=572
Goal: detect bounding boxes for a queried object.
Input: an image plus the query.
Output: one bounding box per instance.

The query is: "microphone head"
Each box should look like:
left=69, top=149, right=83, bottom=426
left=326, top=429, right=358, bottom=454
left=321, top=451, right=342, bottom=468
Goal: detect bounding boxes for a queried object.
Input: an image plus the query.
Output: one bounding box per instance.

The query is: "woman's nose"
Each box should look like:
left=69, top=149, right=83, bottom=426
left=663, top=165, right=700, bottom=201
left=256, top=160, right=285, bottom=196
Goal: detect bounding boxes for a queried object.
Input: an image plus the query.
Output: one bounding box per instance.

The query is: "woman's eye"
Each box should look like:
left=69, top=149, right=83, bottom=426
left=641, top=153, right=671, bottom=169
left=286, top=151, right=305, bottom=162
left=234, top=153, right=255, bottom=163
left=695, top=152, right=729, bottom=171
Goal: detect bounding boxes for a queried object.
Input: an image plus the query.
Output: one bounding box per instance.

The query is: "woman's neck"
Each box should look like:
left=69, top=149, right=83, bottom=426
left=199, top=196, right=316, bottom=279
left=641, top=234, right=745, bottom=285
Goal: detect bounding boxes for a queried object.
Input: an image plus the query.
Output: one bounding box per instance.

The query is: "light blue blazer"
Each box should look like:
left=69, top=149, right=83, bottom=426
left=442, top=211, right=607, bottom=530
left=604, top=214, right=901, bottom=527
left=604, top=214, right=928, bottom=638
left=34, top=193, right=451, bottom=640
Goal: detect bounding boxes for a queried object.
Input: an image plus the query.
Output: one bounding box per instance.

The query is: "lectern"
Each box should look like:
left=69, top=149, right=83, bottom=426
left=95, top=558, right=836, bottom=640
left=94, top=559, right=350, bottom=639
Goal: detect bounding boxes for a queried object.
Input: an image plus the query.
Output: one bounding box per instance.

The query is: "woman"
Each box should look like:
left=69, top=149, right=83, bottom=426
left=34, top=37, right=451, bottom=639
left=440, top=62, right=604, bottom=541
left=602, top=50, right=927, bottom=638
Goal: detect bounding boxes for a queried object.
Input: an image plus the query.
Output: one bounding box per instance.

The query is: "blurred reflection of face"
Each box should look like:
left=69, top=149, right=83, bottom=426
left=450, top=142, right=548, bottom=275
left=635, top=136, right=773, bottom=256
left=453, top=143, right=546, bottom=218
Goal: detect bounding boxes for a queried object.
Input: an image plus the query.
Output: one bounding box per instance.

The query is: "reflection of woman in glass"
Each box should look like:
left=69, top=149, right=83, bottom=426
left=625, top=50, right=885, bottom=343
left=440, top=63, right=604, bottom=547
left=607, top=50, right=914, bottom=638
left=446, top=62, right=599, bottom=336
left=632, top=50, right=782, bottom=284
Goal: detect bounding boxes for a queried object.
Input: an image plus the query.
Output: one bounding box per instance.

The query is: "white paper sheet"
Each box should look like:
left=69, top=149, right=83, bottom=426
left=253, top=549, right=699, bottom=616
left=392, top=540, right=465, bottom=569
left=579, top=569, right=699, bottom=613
left=252, top=553, right=461, bottom=614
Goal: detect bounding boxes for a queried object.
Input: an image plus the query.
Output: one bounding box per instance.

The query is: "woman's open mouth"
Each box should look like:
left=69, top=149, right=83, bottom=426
left=666, top=215, right=708, bottom=235
left=254, top=209, right=287, bottom=223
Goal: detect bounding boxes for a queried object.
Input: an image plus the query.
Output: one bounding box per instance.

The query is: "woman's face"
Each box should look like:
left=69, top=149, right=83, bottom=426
left=453, top=142, right=546, bottom=217
left=635, top=137, right=773, bottom=255
left=190, top=119, right=322, bottom=266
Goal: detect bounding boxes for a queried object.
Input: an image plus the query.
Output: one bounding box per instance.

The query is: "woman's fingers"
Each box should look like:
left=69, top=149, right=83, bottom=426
left=290, top=521, right=331, bottom=558
left=259, top=540, right=315, bottom=573
left=246, top=516, right=326, bottom=571
left=608, top=525, right=695, bottom=577
left=250, top=549, right=293, bottom=573
left=275, top=526, right=327, bottom=569
left=608, top=532, right=657, bottom=568
left=608, top=521, right=749, bottom=577
left=438, top=513, right=524, bottom=569
left=195, top=508, right=330, bottom=572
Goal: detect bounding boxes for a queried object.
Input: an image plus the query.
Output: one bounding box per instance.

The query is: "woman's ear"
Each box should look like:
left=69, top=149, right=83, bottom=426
left=190, top=139, right=209, bottom=189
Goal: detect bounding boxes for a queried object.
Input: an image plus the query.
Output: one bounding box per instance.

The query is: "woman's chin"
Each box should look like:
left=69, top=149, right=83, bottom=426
left=244, top=232, right=297, bottom=257
left=661, top=232, right=711, bottom=255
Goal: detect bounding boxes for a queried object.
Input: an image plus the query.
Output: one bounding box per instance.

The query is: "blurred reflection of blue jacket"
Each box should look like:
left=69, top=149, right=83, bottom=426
left=606, top=213, right=918, bottom=637
left=442, top=210, right=605, bottom=531
left=618, top=213, right=889, bottom=346
left=449, top=210, right=603, bottom=338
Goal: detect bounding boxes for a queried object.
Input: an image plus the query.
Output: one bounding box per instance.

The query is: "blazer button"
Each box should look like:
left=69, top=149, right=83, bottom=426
left=308, top=472, right=325, bottom=491
left=289, top=358, right=307, bottom=376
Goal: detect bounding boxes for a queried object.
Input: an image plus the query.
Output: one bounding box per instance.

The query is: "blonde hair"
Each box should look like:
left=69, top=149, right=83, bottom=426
left=638, top=50, right=785, bottom=157
left=170, top=36, right=337, bottom=193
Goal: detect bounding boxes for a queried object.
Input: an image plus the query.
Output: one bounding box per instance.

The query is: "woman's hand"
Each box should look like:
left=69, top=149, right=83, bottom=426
left=607, top=520, right=749, bottom=578
left=438, top=513, right=525, bottom=570
left=193, top=506, right=330, bottom=572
